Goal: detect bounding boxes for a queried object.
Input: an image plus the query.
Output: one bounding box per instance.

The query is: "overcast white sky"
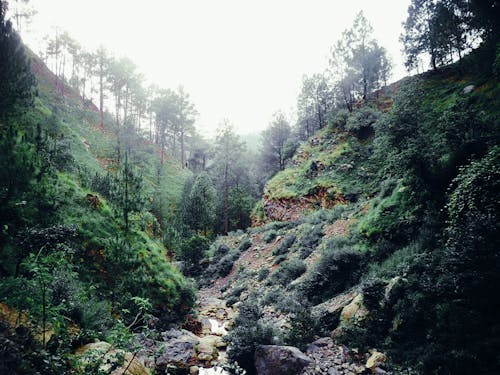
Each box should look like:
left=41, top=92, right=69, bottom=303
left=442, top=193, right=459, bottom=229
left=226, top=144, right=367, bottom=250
left=19, top=0, right=410, bottom=137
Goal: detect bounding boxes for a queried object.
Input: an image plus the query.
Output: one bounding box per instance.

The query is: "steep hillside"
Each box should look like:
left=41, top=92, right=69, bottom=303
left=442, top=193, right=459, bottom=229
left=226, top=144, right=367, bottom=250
left=0, top=40, right=197, bottom=373
left=198, top=49, right=500, bottom=374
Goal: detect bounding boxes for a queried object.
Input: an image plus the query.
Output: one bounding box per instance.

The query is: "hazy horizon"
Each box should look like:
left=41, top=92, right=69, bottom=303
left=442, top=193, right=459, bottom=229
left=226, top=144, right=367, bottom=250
left=15, top=0, right=411, bottom=137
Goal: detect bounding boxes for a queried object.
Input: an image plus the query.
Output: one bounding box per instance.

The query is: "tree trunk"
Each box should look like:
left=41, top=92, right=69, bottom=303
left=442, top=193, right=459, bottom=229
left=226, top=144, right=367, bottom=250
left=99, top=67, right=104, bottom=128
left=181, top=128, right=185, bottom=169
left=224, top=163, right=229, bottom=234
left=115, top=90, right=121, bottom=163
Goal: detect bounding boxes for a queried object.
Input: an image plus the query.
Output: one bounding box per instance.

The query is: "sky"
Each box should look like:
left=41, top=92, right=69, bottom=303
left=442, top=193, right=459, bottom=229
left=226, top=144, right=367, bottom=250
left=18, top=0, right=411, bottom=137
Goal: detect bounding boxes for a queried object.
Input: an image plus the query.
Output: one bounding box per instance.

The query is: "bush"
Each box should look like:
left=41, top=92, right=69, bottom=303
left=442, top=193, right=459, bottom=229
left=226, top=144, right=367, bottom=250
left=345, top=105, right=380, bottom=136
left=226, top=296, right=240, bottom=307
left=257, top=268, right=270, bottom=281
left=226, top=301, right=277, bottom=373
left=263, top=229, right=277, bottom=243
left=272, top=254, right=287, bottom=265
left=299, top=242, right=364, bottom=304
left=284, top=307, right=317, bottom=351
left=218, top=254, right=235, bottom=278
left=179, top=235, right=209, bottom=271
left=216, top=243, right=230, bottom=257
left=270, top=259, right=306, bottom=286
left=329, top=109, right=350, bottom=131
left=298, top=224, right=323, bottom=259
left=231, top=284, right=247, bottom=298
left=272, top=234, right=296, bottom=256
left=238, top=238, right=252, bottom=251
left=360, top=277, right=386, bottom=310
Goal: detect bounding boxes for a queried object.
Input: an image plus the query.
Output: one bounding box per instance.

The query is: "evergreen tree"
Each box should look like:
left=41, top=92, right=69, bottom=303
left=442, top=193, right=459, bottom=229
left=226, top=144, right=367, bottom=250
left=0, top=0, right=35, bottom=120
left=328, top=11, right=391, bottom=111
left=182, top=172, right=216, bottom=235
left=211, top=121, right=246, bottom=234
left=260, top=111, right=292, bottom=175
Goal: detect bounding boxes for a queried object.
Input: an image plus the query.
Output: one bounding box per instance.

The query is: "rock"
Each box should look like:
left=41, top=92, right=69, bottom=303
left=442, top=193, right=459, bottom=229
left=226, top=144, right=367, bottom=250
left=340, top=294, right=369, bottom=324
left=312, top=291, right=356, bottom=330
left=157, top=332, right=199, bottom=368
left=75, top=342, right=150, bottom=375
left=366, top=351, right=387, bottom=372
left=197, top=335, right=223, bottom=362
left=254, top=345, right=311, bottom=375
left=384, top=276, right=404, bottom=302
left=307, top=337, right=333, bottom=354
left=462, top=85, right=475, bottom=94
left=157, top=341, right=196, bottom=367
left=328, top=368, right=341, bottom=375
left=190, top=365, right=200, bottom=374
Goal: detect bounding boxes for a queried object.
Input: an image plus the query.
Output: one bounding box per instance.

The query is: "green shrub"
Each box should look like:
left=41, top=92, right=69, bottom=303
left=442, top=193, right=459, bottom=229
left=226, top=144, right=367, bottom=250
left=257, top=268, right=270, bottom=281
left=238, top=238, right=252, bottom=251
left=270, top=259, right=306, bottom=286
left=272, top=254, right=287, bottom=265
left=218, top=254, right=235, bottom=278
left=345, top=106, right=380, bottom=133
left=298, top=224, right=323, bottom=259
left=226, top=296, right=240, bottom=307
left=272, top=234, right=296, bottom=256
left=284, top=307, right=317, bottom=351
left=179, top=235, right=209, bottom=271
left=263, top=229, right=277, bottom=243
left=226, top=300, right=278, bottom=373
left=231, top=284, right=247, bottom=298
left=299, top=242, right=363, bottom=304
left=216, top=243, right=231, bottom=257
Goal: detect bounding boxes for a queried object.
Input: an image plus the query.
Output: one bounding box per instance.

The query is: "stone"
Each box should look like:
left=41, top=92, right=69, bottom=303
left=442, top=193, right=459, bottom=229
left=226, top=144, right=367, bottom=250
left=157, top=332, right=199, bottom=368
left=340, top=294, right=369, bottom=324
left=190, top=365, right=200, bottom=375
left=307, top=337, right=333, bottom=354
left=462, top=85, right=475, bottom=94
left=197, top=335, right=223, bottom=362
left=254, top=345, right=312, bottom=375
left=366, top=351, right=387, bottom=372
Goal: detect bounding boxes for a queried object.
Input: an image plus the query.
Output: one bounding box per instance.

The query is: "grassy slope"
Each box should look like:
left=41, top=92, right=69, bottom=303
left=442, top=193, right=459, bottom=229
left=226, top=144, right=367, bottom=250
left=27, top=50, right=194, bottom=312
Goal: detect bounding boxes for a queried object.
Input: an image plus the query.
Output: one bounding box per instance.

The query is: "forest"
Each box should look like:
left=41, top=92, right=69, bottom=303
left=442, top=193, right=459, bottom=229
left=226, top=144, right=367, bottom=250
left=0, top=0, right=499, bottom=374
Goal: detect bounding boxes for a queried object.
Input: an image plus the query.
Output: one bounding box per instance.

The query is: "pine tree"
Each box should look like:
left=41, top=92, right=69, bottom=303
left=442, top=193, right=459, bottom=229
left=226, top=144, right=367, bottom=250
left=185, top=172, right=216, bottom=235
left=0, top=0, right=35, bottom=120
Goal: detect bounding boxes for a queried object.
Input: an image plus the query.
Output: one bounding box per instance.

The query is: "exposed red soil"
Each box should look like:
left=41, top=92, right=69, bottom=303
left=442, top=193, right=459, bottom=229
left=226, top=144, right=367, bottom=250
left=262, top=188, right=346, bottom=223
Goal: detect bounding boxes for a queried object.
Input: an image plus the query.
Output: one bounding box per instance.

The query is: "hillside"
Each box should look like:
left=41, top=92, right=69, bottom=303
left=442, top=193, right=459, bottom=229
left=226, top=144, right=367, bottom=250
left=0, top=29, right=197, bottom=373
left=196, top=48, right=500, bottom=374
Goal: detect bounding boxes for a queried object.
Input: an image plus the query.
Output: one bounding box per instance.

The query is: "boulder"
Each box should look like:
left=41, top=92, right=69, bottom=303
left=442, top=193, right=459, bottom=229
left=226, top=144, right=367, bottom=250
left=196, top=335, right=224, bottom=362
left=254, top=345, right=311, bottom=375
left=75, top=342, right=150, bottom=375
left=340, top=294, right=369, bottom=324
left=157, top=331, right=199, bottom=369
left=312, top=291, right=356, bottom=330
left=366, top=351, right=387, bottom=373
left=462, top=85, right=475, bottom=94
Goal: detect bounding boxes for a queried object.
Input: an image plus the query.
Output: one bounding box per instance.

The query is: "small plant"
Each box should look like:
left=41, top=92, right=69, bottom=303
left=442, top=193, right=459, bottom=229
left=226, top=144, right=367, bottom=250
left=272, top=234, right=296, bottom=256
left=270, top=259, right=306, bottom=286
left=263, top=230, right=277, bottom=243
left=257, top=268, right=270, bottom=281
left=299, top=239, right=364, bottom=304
left=298, top=224, right=323, bottom=259
left=239, top=238, right=252, bottom=251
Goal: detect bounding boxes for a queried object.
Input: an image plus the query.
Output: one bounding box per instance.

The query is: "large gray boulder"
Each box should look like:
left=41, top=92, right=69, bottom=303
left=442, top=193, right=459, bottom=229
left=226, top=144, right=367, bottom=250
left=254, top=345, right=311, bottom=375
left=157, top=330, right=200, bottom=369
